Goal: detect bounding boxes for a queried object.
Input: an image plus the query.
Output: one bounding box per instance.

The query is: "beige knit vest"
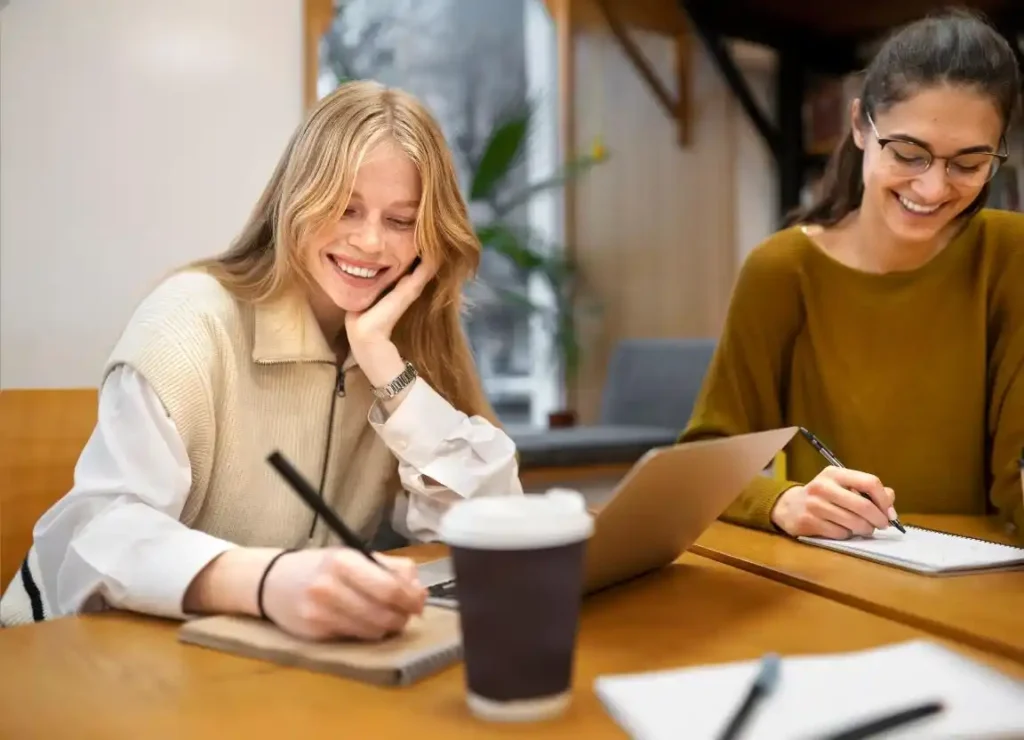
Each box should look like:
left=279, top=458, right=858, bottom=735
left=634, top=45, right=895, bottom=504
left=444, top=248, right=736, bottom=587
left=104, top=270, right=400, bottom=549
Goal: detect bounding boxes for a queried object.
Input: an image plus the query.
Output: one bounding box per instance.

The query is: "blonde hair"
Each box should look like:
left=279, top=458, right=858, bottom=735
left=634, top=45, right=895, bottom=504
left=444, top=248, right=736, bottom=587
left=190, top=79, right=497, bottom=422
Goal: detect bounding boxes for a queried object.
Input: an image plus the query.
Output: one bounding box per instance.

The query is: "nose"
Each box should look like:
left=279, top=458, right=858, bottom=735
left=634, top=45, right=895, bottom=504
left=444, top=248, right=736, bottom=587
left=910, top=163, right=950, bottom=202
left=350, top=217, right=384, bottom=254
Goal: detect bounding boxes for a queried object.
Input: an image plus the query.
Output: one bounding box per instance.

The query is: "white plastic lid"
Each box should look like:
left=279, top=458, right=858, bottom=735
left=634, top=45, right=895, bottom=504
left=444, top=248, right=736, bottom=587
left=439, top=489, right=594, bottom=550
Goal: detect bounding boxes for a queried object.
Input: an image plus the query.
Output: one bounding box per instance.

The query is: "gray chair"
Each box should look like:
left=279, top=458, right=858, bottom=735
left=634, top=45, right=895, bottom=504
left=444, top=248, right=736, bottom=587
left=513, top=338, right=717, bottom=468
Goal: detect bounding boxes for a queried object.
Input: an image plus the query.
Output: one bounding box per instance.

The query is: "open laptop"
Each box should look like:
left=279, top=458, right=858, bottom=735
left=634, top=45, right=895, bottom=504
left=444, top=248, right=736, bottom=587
left=418, top=426, right=798, bottom=607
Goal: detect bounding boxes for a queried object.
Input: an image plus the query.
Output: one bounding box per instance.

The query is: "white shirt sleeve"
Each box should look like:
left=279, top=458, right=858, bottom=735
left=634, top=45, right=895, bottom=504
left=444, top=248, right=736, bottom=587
left=368, top=378, right=524, bottom=542
left=31, top=365, right=237, bottom=621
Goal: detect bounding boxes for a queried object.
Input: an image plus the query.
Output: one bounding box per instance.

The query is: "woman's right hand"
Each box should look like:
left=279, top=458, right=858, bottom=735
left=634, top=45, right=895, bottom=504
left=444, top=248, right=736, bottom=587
left=261, top=548, right=427, bottom=641
left=769, top=465, right=898, bottom=539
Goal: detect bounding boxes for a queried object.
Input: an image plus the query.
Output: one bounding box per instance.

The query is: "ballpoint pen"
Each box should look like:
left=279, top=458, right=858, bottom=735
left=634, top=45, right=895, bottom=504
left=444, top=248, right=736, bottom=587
left=266, top=450, right=387, bottom=569
left=716, top=653, right=781, bottom=740
left=798, top=428, right=905, bottom=533
left=817, top=700, right=943, bottom=740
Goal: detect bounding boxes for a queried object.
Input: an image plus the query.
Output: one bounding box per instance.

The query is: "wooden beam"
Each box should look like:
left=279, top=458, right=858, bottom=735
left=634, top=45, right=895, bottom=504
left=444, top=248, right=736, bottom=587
left=674, top=29, right=693, bottom=146
left=592, top=0, right=693, bottom=148
left=685, top=3, right=782, bottom=160
left=304, top=0, right=334, bottom=110
left=776, top=49, right=806, bottom=221
left=678, top=0, right=860, bottom=75
left=555, top=0, right=579, bottom=411
left=544, top=0, right=683, bottom=36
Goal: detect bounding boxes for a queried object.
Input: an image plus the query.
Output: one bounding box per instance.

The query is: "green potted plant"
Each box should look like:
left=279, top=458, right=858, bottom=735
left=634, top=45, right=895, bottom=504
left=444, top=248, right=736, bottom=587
left=467, top=101, right=607, bottom=427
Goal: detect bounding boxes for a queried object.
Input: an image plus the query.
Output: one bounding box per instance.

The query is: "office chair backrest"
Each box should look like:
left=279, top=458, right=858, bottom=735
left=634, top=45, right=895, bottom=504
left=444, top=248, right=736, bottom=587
left=0, top=389, right=97, bottom=592
left=599, top=338, right=716, bottom=428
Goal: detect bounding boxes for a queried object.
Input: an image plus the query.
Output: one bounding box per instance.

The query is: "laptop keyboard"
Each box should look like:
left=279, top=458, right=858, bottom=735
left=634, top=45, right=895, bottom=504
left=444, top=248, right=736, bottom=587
left=427, top=578, right=457, bottom=600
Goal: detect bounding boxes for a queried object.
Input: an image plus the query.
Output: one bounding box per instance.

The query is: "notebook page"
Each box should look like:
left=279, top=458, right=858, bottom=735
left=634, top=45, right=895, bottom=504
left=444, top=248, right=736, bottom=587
left=594, top=640, right=1024, bottom=740
left=801, top=526, right=1024, bottom=571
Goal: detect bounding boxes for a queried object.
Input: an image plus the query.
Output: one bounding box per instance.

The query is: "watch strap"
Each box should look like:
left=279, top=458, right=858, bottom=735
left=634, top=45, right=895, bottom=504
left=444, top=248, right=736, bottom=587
left=373, top=361, right=418, bottom=400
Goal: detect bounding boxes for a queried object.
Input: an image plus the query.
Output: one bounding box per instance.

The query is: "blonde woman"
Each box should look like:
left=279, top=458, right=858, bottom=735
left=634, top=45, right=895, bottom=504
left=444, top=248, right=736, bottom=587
left=0, top=80, right=524, bottom=639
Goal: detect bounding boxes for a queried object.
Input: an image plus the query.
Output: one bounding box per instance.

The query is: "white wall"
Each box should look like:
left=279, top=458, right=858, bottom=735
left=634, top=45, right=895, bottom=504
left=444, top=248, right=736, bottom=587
left=0, top=0, right=303, bottom=388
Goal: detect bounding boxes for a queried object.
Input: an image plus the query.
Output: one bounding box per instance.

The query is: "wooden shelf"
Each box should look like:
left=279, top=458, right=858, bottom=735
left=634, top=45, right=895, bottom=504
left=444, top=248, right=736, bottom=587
left=542, top=0, right=685, bottom=35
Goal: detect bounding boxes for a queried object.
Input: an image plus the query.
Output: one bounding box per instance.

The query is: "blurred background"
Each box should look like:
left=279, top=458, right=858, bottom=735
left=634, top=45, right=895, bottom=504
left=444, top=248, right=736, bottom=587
left=2, top=0, right=1023, bottom=436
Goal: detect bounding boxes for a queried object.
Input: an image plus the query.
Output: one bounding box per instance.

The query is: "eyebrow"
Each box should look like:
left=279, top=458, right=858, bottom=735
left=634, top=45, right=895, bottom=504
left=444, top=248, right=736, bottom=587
left=348, top=191, right=420, bottom=209
left=886, top=133, right=997, bottom=155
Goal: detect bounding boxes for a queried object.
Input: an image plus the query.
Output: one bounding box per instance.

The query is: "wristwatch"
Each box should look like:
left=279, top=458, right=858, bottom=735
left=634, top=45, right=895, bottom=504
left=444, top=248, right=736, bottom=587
left=373, top=360, right=419, bottom=400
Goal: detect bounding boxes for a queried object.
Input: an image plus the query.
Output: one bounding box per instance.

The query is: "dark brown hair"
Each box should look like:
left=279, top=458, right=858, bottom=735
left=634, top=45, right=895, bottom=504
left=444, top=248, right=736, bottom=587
left=790, top=9, right=1021, bottom=227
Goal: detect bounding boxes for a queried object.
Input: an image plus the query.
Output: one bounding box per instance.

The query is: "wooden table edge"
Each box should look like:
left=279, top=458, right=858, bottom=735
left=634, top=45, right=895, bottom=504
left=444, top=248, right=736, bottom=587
left=689, top=542, right=1024, bottom=665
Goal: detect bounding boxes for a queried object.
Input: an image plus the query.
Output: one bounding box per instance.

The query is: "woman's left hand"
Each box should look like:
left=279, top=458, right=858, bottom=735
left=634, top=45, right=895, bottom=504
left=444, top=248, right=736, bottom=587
left=345, top=258, right=435, bottom=385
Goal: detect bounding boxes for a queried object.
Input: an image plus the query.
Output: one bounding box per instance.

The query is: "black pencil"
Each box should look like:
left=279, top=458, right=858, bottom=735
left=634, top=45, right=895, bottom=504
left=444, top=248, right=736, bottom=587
left=798, top=428, right=905, bottom=533
left=266, top=450, right=386, bottom=569
left=817, top=700, right=943, bottom=740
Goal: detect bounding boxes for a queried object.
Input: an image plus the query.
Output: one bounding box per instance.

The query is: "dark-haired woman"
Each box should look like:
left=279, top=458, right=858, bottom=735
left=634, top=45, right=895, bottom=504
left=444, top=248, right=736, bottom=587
left=681, top=10, right=1024, bottom=542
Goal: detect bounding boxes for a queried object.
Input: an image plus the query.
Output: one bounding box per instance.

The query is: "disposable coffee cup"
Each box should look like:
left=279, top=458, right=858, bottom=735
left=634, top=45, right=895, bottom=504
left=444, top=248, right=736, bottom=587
left=439, top=490, right=594, bottom=723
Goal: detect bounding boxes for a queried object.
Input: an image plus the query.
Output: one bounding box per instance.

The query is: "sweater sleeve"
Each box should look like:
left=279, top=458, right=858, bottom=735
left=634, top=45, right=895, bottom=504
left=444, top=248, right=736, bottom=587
left=986, top=244, right=1024, bottom=542
left=679, top=235, right=806, bottom=531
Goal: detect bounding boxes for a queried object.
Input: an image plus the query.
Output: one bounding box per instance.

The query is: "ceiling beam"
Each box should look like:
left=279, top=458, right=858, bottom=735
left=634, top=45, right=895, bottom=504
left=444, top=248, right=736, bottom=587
left=592, top=0, right=694, bottom=146
left=679, top=0, right=861, bottom=75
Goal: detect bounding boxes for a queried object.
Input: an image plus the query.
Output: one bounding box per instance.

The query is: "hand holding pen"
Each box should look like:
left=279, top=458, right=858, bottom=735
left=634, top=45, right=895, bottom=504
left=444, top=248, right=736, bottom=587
left=253, top=451, right=426, bottom=642
left=769, top=429, right=902, bottom=540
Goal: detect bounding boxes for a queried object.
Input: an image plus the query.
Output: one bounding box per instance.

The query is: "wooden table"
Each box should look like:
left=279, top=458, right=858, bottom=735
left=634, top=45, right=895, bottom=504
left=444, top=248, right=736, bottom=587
left=692, top=515, right=1024, bottom=664
left=1, top=545, right=1021, bottom=739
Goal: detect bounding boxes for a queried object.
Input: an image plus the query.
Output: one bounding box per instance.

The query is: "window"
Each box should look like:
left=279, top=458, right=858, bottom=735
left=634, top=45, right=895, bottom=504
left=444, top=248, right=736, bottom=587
left=319, top=0, right=563, bottom=427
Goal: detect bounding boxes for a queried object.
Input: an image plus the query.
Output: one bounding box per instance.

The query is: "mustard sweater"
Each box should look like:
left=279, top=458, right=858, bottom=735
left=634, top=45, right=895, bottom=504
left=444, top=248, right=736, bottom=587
left=681, top=209, right=1024, bottom=540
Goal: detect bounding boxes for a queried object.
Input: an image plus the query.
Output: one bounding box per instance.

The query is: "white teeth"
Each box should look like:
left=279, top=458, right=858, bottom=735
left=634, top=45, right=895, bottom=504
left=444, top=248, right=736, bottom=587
left=331, top=257, right=380, bottom=278
left=898, top=195, right=941, bottom=215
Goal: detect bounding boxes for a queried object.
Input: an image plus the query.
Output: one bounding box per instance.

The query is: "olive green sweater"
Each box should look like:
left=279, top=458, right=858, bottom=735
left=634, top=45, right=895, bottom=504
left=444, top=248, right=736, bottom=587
left=681, top=209, right=1024, bottom=540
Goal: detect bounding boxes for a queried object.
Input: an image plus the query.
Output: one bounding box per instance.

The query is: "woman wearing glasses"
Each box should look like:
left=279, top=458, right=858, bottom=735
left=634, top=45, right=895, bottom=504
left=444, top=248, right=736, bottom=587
left=681, top=10, right=1024, bottom=542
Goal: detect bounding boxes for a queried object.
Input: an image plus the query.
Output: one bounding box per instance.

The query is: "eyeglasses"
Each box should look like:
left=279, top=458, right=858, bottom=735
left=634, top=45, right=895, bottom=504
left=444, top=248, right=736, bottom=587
left=866, top=113, right=1008, bottom=186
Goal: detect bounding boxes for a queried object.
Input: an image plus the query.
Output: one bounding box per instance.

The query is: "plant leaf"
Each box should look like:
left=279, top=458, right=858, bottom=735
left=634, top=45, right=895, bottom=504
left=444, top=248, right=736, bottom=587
left=469, top=106, right=532, bottom=202
left=476, top=223, right=546, bottom=272
left=493, top=152, right=607, bottom=218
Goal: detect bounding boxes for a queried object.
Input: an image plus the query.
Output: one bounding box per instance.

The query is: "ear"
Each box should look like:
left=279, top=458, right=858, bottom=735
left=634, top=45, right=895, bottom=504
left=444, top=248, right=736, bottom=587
left=849, top=98, right=866, bottom=150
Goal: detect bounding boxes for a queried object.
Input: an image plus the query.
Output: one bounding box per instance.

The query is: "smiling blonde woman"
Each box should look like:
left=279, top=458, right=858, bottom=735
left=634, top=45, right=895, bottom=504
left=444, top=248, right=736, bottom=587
left=1, top=80, right=524, bottom=639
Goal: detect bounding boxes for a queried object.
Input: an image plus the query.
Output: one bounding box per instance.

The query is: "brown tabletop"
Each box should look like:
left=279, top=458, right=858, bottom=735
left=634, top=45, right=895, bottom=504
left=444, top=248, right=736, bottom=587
left=0, top=544, right=1021, bottom=739
left=692, top=515, right=1024, bottom=664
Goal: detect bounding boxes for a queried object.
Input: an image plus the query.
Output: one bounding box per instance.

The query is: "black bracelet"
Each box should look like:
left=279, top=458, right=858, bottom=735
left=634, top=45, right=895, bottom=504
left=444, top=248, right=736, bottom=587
left=257, top=548, right=297, bottom=622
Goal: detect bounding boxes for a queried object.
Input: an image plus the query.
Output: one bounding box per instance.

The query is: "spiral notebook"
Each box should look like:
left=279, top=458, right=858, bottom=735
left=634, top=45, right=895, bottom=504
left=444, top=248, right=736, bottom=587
left=798, top=525, right=1024, bottom=575
left=178, top=605, right=462, bottom=686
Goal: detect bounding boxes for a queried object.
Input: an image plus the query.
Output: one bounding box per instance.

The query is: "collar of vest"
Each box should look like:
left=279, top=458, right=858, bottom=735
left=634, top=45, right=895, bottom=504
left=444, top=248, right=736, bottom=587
left=251, top=287, right=357, bottom=371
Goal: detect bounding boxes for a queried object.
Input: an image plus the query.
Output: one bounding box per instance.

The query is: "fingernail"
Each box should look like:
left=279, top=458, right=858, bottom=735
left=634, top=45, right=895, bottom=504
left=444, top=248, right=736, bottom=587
left=887, top=506, right=898, bottom=520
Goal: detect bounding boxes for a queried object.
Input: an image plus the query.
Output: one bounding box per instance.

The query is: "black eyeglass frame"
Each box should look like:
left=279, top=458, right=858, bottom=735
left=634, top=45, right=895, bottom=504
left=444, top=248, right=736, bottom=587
left=865, top=112, right=1009, bottom=183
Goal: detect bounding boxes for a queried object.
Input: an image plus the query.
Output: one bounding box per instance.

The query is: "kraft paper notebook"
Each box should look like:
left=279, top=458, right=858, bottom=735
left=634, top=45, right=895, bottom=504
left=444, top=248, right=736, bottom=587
left=797, top=525, right=1024, bottom=575
left=178, top=605, right=462, bottom=686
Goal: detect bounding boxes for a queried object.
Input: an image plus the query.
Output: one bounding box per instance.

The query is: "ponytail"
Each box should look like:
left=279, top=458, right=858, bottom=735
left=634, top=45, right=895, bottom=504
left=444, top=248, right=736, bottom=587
left=785, top=129, right=864, bottom=228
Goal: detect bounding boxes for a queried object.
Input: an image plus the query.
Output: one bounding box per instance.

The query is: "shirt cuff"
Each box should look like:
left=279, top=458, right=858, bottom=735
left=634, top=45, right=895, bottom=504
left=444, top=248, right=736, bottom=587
left=368, top=379, right=465, bottom=465
left=116, top=530, right=238, bottom=620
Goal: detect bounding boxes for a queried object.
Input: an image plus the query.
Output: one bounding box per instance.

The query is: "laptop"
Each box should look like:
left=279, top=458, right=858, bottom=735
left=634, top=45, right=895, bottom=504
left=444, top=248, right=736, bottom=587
left=418, top=426, right=798, bottom=607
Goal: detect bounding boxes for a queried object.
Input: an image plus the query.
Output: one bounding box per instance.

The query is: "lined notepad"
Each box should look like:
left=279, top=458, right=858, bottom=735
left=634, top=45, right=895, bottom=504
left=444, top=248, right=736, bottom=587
left=798, top=525, right=1024, bottom=575
left=594, top=641, right=1024, bottom=740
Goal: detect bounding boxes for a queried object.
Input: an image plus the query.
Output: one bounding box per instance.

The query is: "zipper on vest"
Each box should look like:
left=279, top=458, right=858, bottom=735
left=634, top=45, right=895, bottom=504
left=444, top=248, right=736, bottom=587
left=309, top=363, right=345, bottom=538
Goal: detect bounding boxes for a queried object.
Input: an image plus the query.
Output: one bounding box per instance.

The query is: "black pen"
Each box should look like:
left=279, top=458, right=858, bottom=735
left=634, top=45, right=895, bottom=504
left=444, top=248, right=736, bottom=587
left=816, top=700, right=943, bottom=740
left=266, top=450, right=387, bottom=569
left=716, top=652, right=781, bottom=740
left=798, top=428, right=905, bottom=533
